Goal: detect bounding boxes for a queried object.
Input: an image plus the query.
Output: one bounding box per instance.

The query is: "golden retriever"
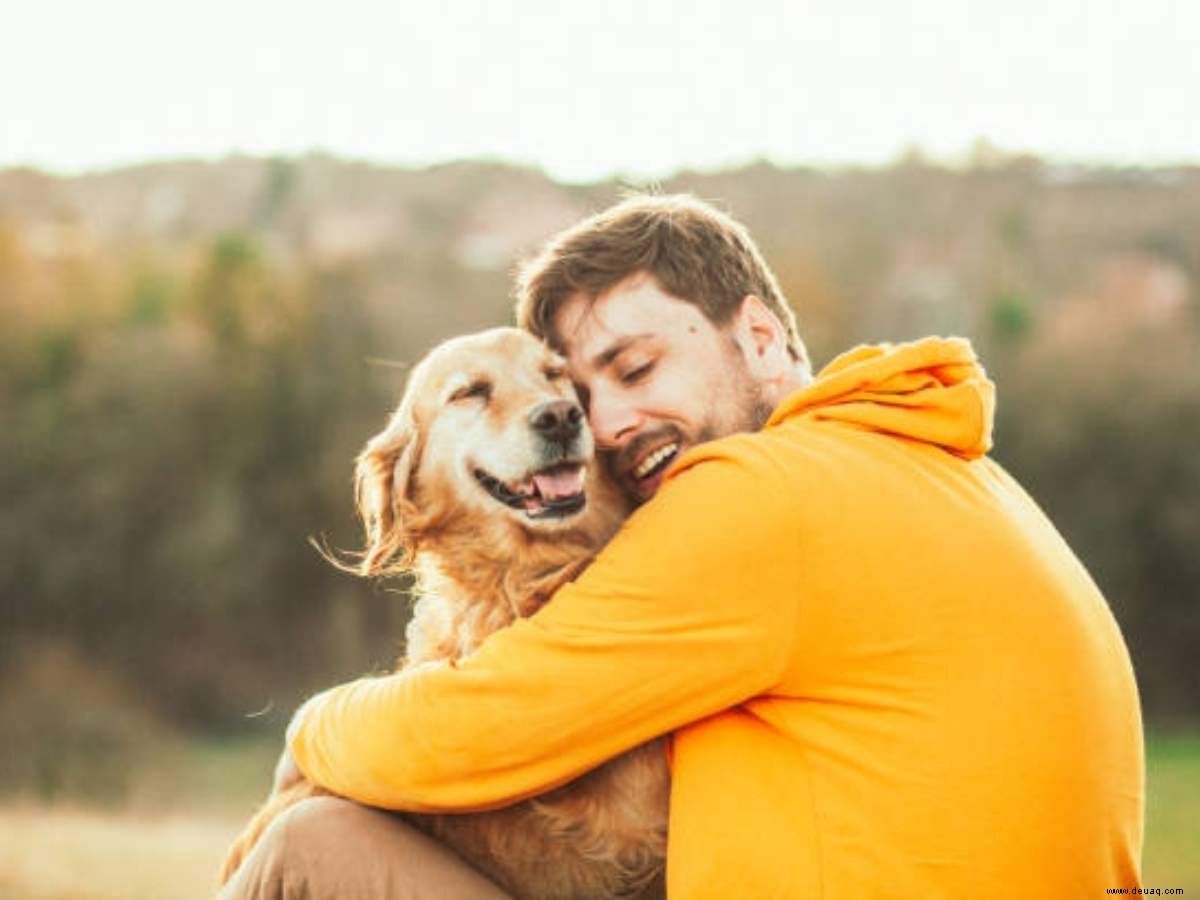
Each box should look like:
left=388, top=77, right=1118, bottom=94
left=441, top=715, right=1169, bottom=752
left=219, top=327, right=669, bottom=898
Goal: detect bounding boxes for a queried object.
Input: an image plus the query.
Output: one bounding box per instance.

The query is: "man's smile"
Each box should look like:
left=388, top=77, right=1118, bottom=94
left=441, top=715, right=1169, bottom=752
left=632, top=442, right=679, bottom=480
left=615, top=431, right=686, bottom=500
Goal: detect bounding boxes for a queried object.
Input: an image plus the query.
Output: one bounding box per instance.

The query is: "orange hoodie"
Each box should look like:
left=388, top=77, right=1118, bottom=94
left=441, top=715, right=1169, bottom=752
left=291, top=337, right=1144, bottom=897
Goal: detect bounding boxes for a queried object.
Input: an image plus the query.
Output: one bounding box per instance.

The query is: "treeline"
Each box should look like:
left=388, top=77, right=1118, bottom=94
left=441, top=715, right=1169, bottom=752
left=1, top=155, right=1197, bottom=799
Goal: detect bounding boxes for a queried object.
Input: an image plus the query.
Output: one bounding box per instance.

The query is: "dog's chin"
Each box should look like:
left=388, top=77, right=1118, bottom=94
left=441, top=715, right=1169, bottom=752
left=472, top=461, right=589, bottom=527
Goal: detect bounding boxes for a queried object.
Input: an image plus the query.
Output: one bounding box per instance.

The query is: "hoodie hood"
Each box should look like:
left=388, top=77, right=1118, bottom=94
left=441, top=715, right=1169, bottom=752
left=767, top=337, right=995, bottom=460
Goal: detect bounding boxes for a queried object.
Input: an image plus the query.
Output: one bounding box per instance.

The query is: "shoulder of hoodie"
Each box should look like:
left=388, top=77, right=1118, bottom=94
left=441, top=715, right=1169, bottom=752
left=631, top=432, right=807, bottom=570
left=658, top=413, right=892, bottom=524
left=669, top=414, right=850, bottom=485
left=658, top=424, right=817, bottom=519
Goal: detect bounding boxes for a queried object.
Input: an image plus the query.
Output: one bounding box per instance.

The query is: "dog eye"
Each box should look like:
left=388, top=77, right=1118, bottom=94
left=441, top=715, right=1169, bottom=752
left=544, top=366, right=565, bottom=382
left=449, top=381, right=492, bottom=404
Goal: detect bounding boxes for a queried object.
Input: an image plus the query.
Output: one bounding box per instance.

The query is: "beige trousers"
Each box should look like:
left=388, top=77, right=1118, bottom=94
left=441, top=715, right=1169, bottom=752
left=219, top=796, right=513, bottom=900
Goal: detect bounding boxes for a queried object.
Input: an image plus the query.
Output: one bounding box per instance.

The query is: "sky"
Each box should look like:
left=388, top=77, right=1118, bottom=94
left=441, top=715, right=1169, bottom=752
left=3, top=0, right=1197, bottom=182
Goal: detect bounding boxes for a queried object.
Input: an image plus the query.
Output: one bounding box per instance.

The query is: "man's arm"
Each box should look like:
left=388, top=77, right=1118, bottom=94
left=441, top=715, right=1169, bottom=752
left=289, top=439, right=802, bottom=812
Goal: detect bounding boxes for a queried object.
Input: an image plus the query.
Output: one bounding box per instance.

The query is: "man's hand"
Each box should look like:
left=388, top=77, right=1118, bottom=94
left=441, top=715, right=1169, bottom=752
left=272, top=743, right=303, bottom=793
left=273, top=693, right=323, bottom=794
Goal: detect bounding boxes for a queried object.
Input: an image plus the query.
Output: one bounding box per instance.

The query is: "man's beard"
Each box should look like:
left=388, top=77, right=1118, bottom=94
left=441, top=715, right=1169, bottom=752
left=729, top=355, right=777, bottom=435
left=713, top=337, right=775, bottom=437
left=606, top=350, right=774, bottom=503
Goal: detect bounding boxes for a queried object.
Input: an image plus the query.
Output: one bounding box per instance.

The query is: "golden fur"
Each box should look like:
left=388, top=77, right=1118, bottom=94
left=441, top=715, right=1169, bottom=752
left=219, top=328, right=669, bottom=898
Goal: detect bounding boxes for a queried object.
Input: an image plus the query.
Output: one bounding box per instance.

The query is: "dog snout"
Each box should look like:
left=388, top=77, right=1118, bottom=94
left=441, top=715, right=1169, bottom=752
left=529, top=399, right=584, bottom=445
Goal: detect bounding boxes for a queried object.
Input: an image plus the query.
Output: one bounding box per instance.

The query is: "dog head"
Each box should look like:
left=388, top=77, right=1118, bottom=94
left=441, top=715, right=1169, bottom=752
left=354, top=327, right=617, bottom=575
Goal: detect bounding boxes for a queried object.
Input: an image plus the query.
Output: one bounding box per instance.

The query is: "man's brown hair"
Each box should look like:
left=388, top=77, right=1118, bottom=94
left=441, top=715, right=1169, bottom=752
left=515, top=193, right=809, bottom=371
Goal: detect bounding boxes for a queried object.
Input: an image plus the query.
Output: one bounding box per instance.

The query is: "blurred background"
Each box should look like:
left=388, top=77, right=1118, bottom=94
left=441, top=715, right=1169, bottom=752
left=1, top=1, right=1197, bottom=896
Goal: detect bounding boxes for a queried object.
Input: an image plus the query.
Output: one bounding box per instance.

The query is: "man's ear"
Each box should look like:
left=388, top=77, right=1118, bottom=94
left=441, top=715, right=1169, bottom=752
left=353, top=403, right=423, bottom=576
left=732, top=295, right=790, bottom=379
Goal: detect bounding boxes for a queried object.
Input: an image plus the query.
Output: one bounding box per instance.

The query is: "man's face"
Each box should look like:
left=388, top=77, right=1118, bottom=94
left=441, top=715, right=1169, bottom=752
left=553, top=274, right=773, bottom=504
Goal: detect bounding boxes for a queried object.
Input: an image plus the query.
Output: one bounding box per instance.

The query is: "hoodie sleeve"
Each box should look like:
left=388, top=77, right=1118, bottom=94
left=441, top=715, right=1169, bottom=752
left=288, top=439, right=801, bottom=811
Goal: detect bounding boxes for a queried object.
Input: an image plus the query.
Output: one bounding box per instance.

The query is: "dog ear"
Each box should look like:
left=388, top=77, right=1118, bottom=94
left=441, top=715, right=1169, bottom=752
left=354, top=403, right=424, bottom=576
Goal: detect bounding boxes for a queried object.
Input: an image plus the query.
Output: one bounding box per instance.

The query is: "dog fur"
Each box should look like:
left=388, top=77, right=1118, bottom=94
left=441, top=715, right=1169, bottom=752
left=218, top=328, right=669, bottom=898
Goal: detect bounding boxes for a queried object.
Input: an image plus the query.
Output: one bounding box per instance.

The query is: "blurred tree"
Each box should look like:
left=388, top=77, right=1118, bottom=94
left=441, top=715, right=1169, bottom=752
left=255, top=156, right=296, bottom=226
left=125, top=267, right=174, bottom=327
left=989, top=290, right=1034, bottom=343
left=190, top=232, right=266, bottom=346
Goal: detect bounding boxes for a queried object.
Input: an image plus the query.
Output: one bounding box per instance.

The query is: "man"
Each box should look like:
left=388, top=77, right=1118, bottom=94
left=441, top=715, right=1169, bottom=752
left=227, top=195, right=1144, bottom=897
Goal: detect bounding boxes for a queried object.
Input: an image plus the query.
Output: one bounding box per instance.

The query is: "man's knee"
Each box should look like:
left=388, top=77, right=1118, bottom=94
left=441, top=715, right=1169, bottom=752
left=223, top=794, right=513, bottom=900
left=219, top=797, right=364, bottom=900
left=270, top=795, right=365, bottom=862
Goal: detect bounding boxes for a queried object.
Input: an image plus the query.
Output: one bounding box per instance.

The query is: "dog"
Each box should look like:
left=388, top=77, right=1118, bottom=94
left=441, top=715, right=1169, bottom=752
left=219, top=327, right=670, bottom=898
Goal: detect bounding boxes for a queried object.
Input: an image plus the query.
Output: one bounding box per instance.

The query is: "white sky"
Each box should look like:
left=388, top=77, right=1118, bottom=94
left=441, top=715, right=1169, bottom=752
left=3, top=0, right=1197, bottom=182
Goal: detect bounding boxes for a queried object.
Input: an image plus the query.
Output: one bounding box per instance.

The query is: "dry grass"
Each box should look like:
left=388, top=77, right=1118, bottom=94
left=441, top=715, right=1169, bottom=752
left=0, top=735, right=277, bottom=899
left=0, top=805, right=243, bottom=900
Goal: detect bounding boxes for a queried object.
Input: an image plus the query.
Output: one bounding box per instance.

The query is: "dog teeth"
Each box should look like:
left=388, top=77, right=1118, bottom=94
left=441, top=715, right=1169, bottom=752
left=634, top=443, right=679, bottom=479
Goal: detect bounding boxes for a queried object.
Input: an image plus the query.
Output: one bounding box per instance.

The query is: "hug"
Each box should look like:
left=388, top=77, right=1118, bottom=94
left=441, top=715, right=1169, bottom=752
left=220, top=194, right=1144, bottom=899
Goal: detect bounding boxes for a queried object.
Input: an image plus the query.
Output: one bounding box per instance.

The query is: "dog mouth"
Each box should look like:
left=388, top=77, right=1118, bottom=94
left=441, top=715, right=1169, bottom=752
left=474, top=462, right=588, bottom=520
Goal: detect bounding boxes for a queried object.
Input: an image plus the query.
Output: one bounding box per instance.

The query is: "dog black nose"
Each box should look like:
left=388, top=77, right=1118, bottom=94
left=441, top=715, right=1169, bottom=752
left=529, top=400, right=583, bottom=444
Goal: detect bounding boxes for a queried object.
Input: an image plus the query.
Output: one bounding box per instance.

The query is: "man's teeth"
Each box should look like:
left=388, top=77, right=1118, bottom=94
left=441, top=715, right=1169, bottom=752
left=633, top=443, right=679, bottom=479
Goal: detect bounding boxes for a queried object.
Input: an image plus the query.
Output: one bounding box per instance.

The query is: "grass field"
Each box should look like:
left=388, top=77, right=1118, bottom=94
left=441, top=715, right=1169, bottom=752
left=0, top=732, right=1196, bottom=898
left=1143, top=731, right=1200, bottom=890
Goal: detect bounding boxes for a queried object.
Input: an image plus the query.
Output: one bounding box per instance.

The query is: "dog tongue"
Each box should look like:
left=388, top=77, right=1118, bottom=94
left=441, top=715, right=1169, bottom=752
left=532, top=466, right=585, bottom=500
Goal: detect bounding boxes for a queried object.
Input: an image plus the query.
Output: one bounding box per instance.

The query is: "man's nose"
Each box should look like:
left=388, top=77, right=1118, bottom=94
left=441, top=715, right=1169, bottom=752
left=528, top=399, right=584, bottom=444
left=587, top=392, right=640, bottom=449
